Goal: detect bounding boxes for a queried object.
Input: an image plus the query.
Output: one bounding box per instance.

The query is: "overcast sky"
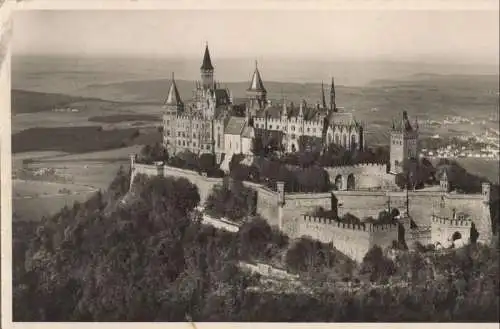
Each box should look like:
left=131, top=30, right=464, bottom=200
left=12, top=10, right=499, bottom=64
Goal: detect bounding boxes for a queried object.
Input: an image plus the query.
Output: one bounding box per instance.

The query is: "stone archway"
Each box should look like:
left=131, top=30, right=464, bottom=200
left=451, top=231, right=462, bottom=241
left=335, top=174, right=343, bottom=190
left=346, top=173, right=355, bottom=190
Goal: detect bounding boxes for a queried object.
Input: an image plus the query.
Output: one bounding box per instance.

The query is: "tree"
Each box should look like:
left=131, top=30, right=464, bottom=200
left=360, top=245, right=396, bottom=283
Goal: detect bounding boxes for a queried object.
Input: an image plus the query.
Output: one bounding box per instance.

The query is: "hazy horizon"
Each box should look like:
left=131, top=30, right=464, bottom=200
left=13, top=10, right=500, bottom=66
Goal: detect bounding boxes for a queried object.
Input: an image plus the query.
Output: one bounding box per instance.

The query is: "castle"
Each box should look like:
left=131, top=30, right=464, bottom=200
left=138, top=44, right=494, bottom=262
left=389, top=110, right=419, bottom=174
left=162, top=44, right=364, bottom=163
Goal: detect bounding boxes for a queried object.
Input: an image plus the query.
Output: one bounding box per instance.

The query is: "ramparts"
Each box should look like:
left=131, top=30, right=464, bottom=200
left=431, top=215, right=472, bottom=246
left=290, top=215, right=399, bottom=262
left=130, top=156, right=492, bottom=259
left=324, top=163, right=395, bottom=190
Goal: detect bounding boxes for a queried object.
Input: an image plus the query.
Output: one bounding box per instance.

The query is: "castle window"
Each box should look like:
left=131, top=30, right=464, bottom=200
left=291, top=134, right=296, bottom=139
left=292, top=126, right=295, bottom=131
left=178, top=140, right=181, bottom=145
left=307, top=128, right=310, bottom=133
left=182, top=132, right=186, bottom=138
left=166, top=140, right=170, bottom=145
left=166, top=130, right=170, bottom=136
left=193, top=133, right=196, bottom=138
left=277, top=125, right=280, bottom=130
left=193, top=142, right=196, bottom=147
left=183, top=141, right=186, bottom=146
left=177, top=132, right=180, bottom=137
left=269, top=125, right=273, bottom=129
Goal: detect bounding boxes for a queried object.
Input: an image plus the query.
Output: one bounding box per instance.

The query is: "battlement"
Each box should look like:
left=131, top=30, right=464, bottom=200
left=302, top=215, right=398, bottom=232
left=431, top=215, right=472, bottom=227
left=324, top=163, right=387, bottom=172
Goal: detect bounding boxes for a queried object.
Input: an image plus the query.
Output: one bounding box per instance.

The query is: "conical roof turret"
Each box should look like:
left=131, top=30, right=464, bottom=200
left=200, top=43, right=214, bottom=71
left=165, top=73, right=183, bottom=106
left=247, top=61, right=266, bottom=93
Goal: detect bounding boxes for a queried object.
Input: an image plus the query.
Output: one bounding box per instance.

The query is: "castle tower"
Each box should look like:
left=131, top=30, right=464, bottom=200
left=200, top=43, right=214, bottom=90
left=246, top=61, right=267, bottom=111
left=389, top=111, right=419, bottom=174
left=440, top=170, right=450, bottom=193
left=475, top=182, right=493, bottom=244
left=330, top=77, right=337, bottom=113
left=164, top=72, right=184, bottom=114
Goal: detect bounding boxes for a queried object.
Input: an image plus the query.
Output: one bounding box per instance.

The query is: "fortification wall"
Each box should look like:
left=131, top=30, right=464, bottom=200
left=131, top=159, right=492, bottom=249
left=131, top=163, right=223, bottom=204
left=254, top=186, right=280, bottom=227
left=335, top=190, right=388, bottom=219
left=290, top=216, right=398, bottom=262
left=334, top=190, right=490, bottom=243
left=280, top=192, right=333, bottom=232
left=431, top=217, right=472, bottom=246
left=325, top=164, right=395, bottom=190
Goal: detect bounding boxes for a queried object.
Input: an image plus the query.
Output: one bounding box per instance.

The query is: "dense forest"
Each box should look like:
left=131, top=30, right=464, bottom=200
left=12, top=167, right=500, bottom=322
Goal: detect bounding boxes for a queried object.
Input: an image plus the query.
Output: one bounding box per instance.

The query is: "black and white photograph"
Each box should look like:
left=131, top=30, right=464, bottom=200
left=3, top=2, right=500, bottom=324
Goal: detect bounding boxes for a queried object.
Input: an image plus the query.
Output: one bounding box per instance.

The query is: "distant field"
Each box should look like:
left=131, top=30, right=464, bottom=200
left=12, top=179, right=98, bottom=222
left=11, top=89, right=101, bottom=114
left=13, top=194, right=94, bottom=222
left=88, top=114, right=160, bottom=123
left=12, top=126, right=162, bottom=154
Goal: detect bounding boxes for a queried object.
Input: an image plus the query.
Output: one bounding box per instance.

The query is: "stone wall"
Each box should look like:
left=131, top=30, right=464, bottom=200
left=130, top=156, right=493, bottom=259
left=289, top=216, right=398, bottom=262
left=325, top=163, right=395, bottom=190
left=431, top=217, right=472, bottom=246
left=333, top=189, right=491, bottom=243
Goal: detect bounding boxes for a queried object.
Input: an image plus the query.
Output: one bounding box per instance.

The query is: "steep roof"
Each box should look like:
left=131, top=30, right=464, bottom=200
left=164, top=74, right=183, bottom=106
left=247, top=62, right=266, bottom=92
left=225, top=116, right=247, bottom=135
left=241, top=125, right=254, bottom=139
left=200, top=44, right=214, bottom=71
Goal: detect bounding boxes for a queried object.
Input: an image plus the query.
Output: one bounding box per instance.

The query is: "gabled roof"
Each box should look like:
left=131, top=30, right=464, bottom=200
left=225, top=116, right=247, bottom=135
left=164, top=74, right=183, bottom=106
left=200, top=44, right=214, bottom=71
left=247, top=62, right=266, bottom=93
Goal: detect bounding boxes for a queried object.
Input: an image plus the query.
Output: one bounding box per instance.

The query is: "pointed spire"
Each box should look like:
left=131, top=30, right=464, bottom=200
left=247, top=60, right=266, bottom=92
left=321, top=81, right=327, bottom=109
left=330, top=77, right=337, bottom=112
left=165, top=72, right=183, bottom=106
left=201, top=42, right=214, bottom=71
left=299, top=101, right=304, bottom=118
left=281, top=94, right=288, bottom=118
